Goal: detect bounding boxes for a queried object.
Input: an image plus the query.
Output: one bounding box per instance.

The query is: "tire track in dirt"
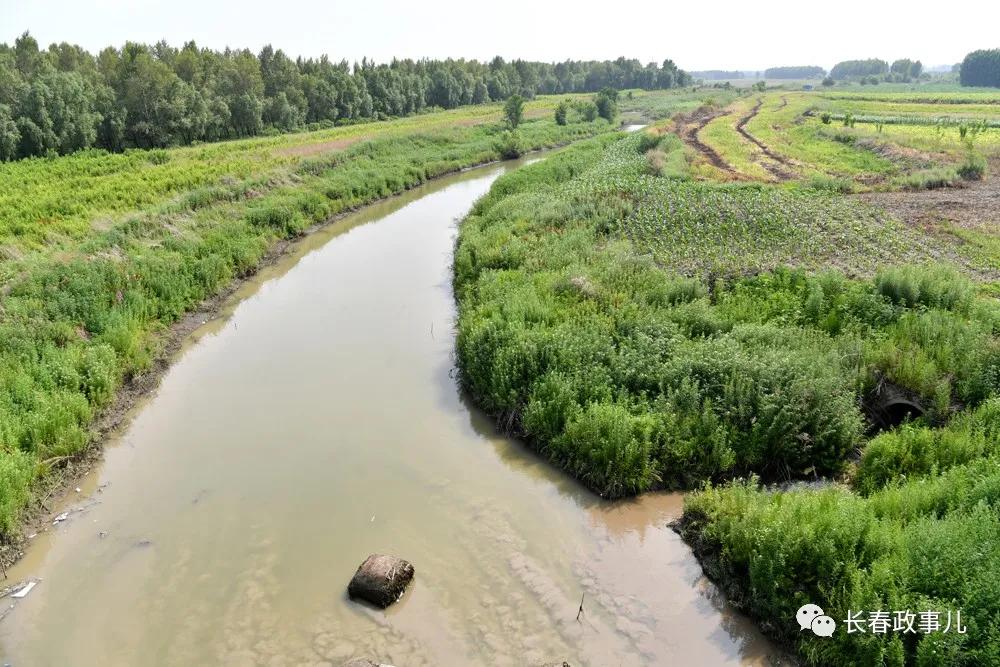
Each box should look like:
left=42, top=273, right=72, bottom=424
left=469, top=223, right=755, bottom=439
left=735, top=98, right=796, bottom=181
left=673, top=106, right=741, bottom=178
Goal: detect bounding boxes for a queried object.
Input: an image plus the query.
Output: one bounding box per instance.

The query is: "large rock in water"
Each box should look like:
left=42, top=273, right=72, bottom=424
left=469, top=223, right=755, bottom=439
left=347, top=554, right=414, bottom=608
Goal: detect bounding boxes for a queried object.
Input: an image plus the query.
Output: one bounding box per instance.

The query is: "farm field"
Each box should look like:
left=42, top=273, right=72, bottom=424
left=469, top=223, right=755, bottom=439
left=455, top=84, right=1000, bottom=665
left=670, top=88, right=1000, bottom=186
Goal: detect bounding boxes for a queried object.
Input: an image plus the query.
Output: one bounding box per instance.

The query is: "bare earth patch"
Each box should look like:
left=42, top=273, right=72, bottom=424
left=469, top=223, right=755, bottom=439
left=858, top=161, right=1000, bottom=281
left=859, top=165, right=1000, bottom=234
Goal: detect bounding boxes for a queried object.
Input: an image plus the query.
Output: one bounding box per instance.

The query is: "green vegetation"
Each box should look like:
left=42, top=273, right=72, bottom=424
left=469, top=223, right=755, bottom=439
left=831, top=58, right=890, bottom=80
left=554, top=100, right=569, bottom=126
left=680, top=88, right=1000, bottom=188
left=691, top=70, right=746, bottom=81
left=619, top=88, right=739, bottom=121
left=503, top=94, right=525, bottom=129
left=957, top=151, right=988, bottom=180
left=0, top=101, right=613, bottom=538
left=454, top=131, right=999, bottom=500
left=960, top=49, right=1000, bottom=88
left=0, top=96, right=574, bottom=252
left=455, top=110, right=1000, bottom=664
left=764, top=66, right=826, bottom=79
left=679, top=452, right=1000, bottom=666
left=890, top=58, right=924, bottom=81
left=892, top=166, right=960, bottom=190
left=594, top=87, right=618, bottom=121
left=0, top=31, right=691, bottom=161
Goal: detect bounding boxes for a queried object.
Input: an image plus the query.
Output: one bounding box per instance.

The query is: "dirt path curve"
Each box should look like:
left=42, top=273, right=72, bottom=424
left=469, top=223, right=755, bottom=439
left=673, top=106, right=741, bottom=177
left=736, top=98, right=796, bottom=180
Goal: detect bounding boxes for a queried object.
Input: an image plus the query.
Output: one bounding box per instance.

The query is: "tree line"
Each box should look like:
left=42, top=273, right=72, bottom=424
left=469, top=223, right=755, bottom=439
left=690, top=70, right=744, bottom=80
left=763, top=66, right=825, bottom=79
left=960, top=50, right=1000, bottom=87
left=829, top=58, right=923, bottom=82
left=0, top=32, right=691, bottom=161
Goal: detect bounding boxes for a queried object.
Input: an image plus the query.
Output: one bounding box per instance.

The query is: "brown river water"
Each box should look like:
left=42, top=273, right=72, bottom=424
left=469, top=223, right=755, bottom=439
left=0, top=155, right=781, bottom=666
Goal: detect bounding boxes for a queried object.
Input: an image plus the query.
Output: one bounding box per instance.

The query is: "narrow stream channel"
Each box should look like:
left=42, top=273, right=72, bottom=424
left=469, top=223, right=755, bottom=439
left=0, top=155, right=779, bottom=666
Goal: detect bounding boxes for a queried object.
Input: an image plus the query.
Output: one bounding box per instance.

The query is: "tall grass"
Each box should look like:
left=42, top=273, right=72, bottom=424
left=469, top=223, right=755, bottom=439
left=0, top=112, right=611, bottom=539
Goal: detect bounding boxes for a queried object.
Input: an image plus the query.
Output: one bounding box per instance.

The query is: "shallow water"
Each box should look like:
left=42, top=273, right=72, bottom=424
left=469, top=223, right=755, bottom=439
left=0, top=156, right=780, bottom=666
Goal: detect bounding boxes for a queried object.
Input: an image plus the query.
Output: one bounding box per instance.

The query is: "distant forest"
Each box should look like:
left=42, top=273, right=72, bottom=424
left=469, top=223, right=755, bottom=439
left=830, top=58, right=923, bottom=82
left=961, top=50, right=1000, bottom=87
left=0, top=32, right=691, bottom=161
left=763, top=66, right=825, bottom=79
left=691, top=70, right=744, bottom=80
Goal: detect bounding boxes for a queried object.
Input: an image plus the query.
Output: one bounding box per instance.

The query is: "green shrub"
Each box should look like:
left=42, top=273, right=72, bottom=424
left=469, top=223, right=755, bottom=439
left=493, top=130, right=525, bottom=159
left=856, top=398, right=1000, bottom=494
left=804, top=174, right=854, bottom=193
left=0, top=452, right=34, bottom=536
left=553, top=402, right=660, bottom=497
left=245, top=203, right=301, bottom=233
left=957, top=152, right=987, bottom=181
left=683, top=476, right=1000, bottom=665
left=893, top=167, right=959, bottom=191
left=594, top=88, right=618, bottom=122
left=636, top=131, right=664, bottom=154
left=875, top=265, right=974, bottom=312
left=503, top=94, right=525, bottom=129
left=0, top=110, right=613, bottom=539
left=554, top=101, right=569, bottom=126
left=457, top=133, right=999, bottom=506
left=576, top=100, right=599, bottom=122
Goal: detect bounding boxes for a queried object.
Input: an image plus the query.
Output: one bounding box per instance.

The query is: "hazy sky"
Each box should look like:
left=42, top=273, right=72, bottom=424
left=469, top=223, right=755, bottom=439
left=2, top=0, right=997, bottom=71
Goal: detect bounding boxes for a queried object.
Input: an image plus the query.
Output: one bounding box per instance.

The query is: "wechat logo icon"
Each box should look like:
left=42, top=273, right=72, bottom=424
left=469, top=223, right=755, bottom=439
left=797, top=603, right=837, bottom=637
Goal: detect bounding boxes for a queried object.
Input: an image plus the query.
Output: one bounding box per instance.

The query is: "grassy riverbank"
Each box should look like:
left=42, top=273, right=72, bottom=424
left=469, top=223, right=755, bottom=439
left=454, top=122, right=1000, bottom=664
left=0, top=96, right=613, bottom=539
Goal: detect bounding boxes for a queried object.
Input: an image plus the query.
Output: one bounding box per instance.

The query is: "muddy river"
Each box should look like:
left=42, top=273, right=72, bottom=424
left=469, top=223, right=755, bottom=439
left=0, top=155, right=780, bottom=666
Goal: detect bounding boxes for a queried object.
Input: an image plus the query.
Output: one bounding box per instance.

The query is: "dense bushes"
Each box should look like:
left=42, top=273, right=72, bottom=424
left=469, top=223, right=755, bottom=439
left=831, top=59, right=889, bottom=80
left=683, top=429, right=1000, bottom=665
left=449, top=94, right=1000, bottom=665
left=960, top=49, right=1000, bottom=88
left=674, top=243, right=1000, bottom=666
left=681, top=474, right=1000, bottom=665
left=764, top=66, right=826, bottom=79
left=957, top=152, right=988, bottom=180
left=455, top=132, right=1000, bottom=500
left=855, top=399, right=1000, bottom=494
left=594, top=88, right=618, bottom=122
